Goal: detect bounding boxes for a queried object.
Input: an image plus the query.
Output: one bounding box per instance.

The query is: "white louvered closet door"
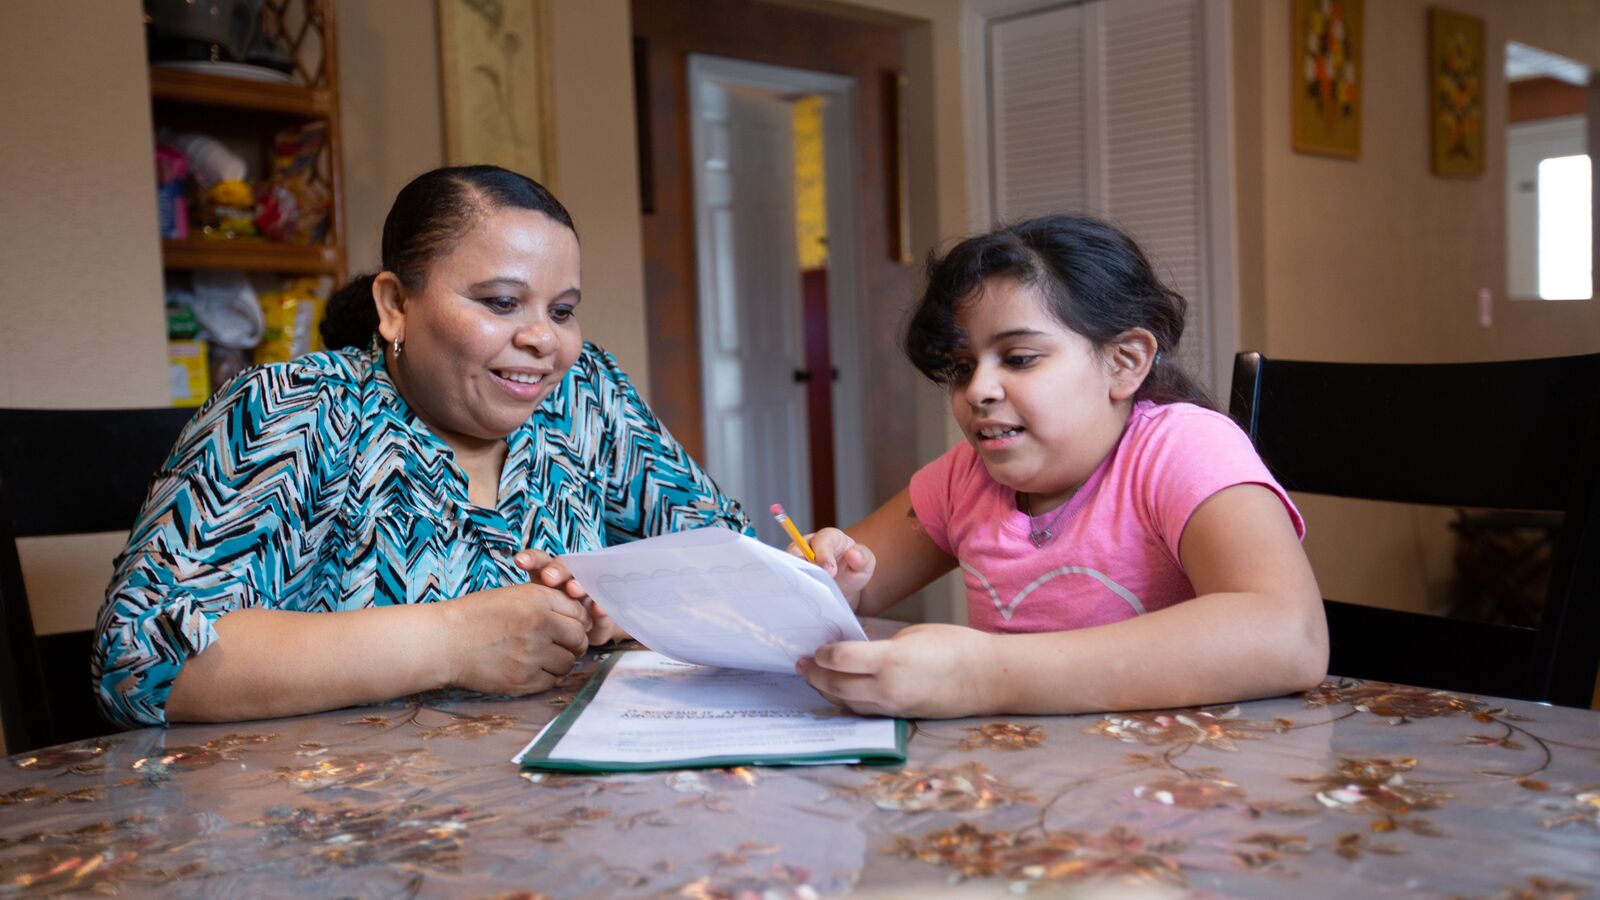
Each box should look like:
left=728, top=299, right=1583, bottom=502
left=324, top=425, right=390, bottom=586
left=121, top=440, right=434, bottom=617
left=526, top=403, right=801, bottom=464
left=988, top=5, right=1089, bottom=220
left=986, top=0, right=1213, bottom=388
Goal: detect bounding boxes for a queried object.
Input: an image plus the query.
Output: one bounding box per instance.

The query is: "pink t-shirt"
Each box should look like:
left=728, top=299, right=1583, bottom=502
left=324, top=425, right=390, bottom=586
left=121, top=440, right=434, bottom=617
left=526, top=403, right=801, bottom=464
left=909, top=401, right=1304, bottom=634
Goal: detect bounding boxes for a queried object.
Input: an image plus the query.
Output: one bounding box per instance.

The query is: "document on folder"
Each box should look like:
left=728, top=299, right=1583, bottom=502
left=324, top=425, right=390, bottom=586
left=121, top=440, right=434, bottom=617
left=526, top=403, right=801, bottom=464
left=515, top=649, right=908, bottom=772
left=558, top=527, right=869, bottom=672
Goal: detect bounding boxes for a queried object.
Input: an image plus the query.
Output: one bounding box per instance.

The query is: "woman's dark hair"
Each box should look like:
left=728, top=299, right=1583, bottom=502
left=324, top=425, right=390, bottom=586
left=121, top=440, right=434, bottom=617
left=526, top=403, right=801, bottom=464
left=904, top=214, right=1212, bottom=408
left=321, top=165, right=577, bottom=350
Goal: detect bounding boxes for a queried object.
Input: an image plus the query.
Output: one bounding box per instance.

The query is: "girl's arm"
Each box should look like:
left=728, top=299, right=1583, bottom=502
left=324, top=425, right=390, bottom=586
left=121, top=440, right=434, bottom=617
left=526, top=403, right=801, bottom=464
left=799, top=483, right=1327, bottom=717
left=802, top=487, right=956, bottom=616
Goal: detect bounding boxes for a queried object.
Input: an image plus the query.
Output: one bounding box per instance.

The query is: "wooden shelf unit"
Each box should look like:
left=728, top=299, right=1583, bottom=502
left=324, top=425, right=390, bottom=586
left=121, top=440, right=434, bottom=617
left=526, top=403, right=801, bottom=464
left=160, top=239, right=341, bottom=274
left=149, top=68, right=333, bottom=118
left=150, top=0, right=344, bottom=283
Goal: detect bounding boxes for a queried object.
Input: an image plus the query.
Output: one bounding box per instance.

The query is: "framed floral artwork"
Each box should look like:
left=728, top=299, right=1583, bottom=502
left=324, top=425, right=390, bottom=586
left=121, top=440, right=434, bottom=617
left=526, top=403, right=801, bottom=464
left=436, top=0, right=555, bottom=184
left=1429, top=7, right=1485, bottom=177
left=1292, top=0, right=1363, bottom=159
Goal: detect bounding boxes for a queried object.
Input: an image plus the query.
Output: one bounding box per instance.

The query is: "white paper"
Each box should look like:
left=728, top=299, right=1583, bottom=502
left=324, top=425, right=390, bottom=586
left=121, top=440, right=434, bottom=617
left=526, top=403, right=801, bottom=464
left=560, top=528, right=867, bottom=672
left=514, top=651, right=899, bottom=766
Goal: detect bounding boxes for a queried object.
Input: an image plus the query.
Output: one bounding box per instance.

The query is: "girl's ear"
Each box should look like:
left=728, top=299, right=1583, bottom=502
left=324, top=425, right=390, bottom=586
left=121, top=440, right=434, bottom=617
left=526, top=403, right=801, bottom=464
left=372, top=272, right=407, bottom=346
left=1107, top=327, right=1157, bottom=401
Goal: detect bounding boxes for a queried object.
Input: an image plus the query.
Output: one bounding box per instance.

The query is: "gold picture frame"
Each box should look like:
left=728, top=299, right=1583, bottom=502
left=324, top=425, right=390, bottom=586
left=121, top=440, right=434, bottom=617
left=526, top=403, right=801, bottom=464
left=1292, top=0, right=1364, bottom=159
left=1429, top=7, right=1486, bottom=178
left=436, top=0, right=556, bottom=185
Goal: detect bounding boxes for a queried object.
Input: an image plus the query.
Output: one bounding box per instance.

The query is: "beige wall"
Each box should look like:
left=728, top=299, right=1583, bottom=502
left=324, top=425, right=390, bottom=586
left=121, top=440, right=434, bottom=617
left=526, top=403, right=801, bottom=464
left=544, top=0, right=653, bottom=378
left=1231, top=0, right=1600, bottom=613
left=0, top=0, right=168, bottom=408
left=1238, top=0, right=1600, bottom=364
left=338, top=0, right=445, bottom=277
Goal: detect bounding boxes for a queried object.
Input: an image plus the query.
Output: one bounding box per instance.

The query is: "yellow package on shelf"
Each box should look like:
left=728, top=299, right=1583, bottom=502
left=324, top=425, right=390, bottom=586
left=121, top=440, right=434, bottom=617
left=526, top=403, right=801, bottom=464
left=168, top=340, right=210, bottom=407
left=256, top=279, right=327, bottom=365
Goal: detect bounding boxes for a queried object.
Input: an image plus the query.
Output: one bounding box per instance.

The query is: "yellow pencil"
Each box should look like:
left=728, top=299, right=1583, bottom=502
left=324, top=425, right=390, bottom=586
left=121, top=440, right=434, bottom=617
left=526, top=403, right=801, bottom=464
left=769, top=503, right=816, bottom=561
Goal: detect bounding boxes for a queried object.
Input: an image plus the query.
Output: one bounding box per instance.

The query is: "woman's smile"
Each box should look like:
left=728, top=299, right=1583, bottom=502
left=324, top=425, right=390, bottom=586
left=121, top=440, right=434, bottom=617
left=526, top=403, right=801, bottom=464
left=488, top=366, right=553, bottom=400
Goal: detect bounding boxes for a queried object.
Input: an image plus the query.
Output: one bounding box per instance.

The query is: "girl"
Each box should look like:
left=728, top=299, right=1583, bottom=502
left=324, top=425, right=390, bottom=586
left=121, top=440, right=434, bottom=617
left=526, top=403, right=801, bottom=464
left=793, top=215, right=1326, bottom=718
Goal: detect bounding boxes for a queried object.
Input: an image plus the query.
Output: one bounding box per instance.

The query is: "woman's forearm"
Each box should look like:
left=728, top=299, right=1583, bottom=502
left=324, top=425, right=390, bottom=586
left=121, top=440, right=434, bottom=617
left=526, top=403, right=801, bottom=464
left=986, top=589, right=1329, bottom=715
left=165, top=604, right=452, bottom=723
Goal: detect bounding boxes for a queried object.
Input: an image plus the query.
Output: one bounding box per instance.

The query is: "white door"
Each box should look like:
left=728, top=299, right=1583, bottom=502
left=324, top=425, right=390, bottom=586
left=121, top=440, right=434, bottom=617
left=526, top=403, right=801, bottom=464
left=689, top=63, right=814, bottom=546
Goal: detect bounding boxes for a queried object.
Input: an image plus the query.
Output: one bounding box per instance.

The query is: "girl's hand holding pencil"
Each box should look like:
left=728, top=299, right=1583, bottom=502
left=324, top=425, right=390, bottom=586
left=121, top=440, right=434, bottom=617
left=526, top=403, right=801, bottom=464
left=772, top=504, right=877, bottom=611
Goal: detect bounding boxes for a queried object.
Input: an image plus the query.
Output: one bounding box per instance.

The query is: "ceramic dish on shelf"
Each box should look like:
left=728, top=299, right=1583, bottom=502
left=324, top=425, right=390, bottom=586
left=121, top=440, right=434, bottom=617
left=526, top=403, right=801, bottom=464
left=153, top=60, right=295, bottom=84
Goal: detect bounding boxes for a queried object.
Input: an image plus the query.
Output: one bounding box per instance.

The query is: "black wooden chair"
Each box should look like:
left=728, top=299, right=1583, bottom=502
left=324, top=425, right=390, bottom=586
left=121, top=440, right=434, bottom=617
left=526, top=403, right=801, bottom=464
left=1229, top=351, right=1600, bottom=707
left=0, top=407, right=197, bottom=753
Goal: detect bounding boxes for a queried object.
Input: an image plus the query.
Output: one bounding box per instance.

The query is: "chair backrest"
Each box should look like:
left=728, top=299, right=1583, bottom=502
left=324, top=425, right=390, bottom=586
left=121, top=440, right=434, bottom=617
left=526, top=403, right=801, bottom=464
left=0, top=407, right=197, bottom=752
left=1229, top=352, right=1600, bottom=707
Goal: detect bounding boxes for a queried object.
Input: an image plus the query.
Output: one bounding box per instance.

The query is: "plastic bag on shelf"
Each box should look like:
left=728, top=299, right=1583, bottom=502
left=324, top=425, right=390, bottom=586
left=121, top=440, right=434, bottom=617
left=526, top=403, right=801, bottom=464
left=175, top=270, right=265, bottom=349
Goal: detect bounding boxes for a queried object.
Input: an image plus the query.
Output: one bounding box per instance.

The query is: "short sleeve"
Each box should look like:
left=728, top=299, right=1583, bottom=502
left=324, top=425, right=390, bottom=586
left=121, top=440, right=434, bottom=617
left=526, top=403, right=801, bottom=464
left=94, top=360, right=353, bottom=727
left=908, top=443, right=965, bottom=556
left=1132, top=406, right=1304, bottom=562
left=583, top=345, right=754, bottom=543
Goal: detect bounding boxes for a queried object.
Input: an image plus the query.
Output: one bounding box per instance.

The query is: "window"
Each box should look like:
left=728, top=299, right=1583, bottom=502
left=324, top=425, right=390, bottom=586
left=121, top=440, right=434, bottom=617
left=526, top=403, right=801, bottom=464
left=1537, top=154, right=1593, bottom=301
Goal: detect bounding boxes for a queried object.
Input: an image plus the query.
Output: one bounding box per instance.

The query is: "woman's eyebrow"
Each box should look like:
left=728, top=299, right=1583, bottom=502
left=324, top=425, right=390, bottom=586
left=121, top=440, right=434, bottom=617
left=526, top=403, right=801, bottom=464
left=466, top=277, right=530, bottom=291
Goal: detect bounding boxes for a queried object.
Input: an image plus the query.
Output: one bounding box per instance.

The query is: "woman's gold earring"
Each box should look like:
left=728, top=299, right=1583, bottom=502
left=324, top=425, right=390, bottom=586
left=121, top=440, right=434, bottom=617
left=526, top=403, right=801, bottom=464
left=393, top=337, right=403, bottom=357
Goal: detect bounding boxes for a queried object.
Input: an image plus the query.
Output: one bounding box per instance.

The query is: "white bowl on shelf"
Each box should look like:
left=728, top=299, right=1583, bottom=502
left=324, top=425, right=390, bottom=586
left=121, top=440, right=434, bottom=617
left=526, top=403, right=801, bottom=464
left=153, top=60, right=295, bottom=84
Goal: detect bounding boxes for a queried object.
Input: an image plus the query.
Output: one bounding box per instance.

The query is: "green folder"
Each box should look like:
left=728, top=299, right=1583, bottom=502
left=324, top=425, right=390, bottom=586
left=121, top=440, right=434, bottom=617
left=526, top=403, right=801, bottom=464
left=516, top=650, right=909, bottom=773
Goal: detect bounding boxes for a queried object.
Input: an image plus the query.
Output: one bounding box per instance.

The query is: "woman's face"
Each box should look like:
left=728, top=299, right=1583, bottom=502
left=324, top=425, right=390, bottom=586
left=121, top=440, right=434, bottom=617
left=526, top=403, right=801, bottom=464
left=376, top=206, right=582, bottom=451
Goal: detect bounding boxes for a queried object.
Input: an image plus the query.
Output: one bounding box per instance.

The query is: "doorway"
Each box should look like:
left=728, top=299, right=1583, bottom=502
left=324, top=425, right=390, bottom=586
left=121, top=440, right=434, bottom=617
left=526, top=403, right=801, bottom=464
left=687, top=56, right=864, bottom=547
left=632, top=0, right=919, bottom=543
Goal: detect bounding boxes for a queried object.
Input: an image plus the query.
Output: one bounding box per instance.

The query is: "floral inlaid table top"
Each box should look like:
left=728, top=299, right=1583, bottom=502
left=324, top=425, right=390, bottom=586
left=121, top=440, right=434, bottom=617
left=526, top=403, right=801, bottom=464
left=3, top=644, right=1598, bottom=897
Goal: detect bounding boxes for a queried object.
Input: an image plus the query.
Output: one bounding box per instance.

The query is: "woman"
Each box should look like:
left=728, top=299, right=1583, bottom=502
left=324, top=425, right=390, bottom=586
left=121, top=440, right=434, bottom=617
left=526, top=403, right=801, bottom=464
left=94, top=165, right=750, bottom=728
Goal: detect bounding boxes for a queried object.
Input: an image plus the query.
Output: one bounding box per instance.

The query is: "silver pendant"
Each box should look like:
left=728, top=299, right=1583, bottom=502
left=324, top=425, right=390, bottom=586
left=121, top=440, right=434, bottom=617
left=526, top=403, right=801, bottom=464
left=1029, top=529, right=1051, bottom=548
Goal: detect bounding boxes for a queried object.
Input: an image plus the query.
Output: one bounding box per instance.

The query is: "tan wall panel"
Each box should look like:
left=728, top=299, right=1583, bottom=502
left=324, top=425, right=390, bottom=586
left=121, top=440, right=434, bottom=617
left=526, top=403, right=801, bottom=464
left=1233, top=0, right=1600, bottom=615
left=0, top=0, right=167, bottom=408
left=546, top=0, right=652, bottom=381
left=338, top=0, right=446, bottom=277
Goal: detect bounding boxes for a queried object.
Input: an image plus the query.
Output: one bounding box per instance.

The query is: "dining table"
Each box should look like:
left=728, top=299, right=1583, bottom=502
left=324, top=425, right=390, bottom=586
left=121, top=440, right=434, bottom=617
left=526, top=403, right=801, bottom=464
left=3, top=632, right=1598, bottom=898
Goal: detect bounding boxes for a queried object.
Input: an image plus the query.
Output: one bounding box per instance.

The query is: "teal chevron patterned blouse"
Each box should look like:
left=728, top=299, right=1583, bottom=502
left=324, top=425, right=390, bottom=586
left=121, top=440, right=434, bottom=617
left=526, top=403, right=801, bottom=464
left=94, top=343, right=752, bottom=728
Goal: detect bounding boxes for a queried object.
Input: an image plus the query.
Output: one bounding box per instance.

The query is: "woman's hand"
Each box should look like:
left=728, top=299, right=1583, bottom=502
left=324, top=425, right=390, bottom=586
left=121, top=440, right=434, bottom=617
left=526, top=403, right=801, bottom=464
left=792, top=527, right=876, bottom=610
left=795, top=623, right=1004, bottom=718
left=439, top=582, right=592, bottom=696
left=515, top=548, right=588, bottom=599
left=514, top=548, right=624, bottom=645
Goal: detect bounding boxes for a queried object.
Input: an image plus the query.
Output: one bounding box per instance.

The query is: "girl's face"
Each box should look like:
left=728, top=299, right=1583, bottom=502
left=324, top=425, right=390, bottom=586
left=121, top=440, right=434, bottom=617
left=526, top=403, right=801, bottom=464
left=375, top=207, right=582, bottom=453
left=947, top=277, right=1143, bottom=511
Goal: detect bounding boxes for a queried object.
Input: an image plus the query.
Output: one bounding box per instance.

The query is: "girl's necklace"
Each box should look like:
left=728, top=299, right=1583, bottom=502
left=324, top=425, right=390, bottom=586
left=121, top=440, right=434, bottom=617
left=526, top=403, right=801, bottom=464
left=1021, top=491, right=1075, bottom=548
